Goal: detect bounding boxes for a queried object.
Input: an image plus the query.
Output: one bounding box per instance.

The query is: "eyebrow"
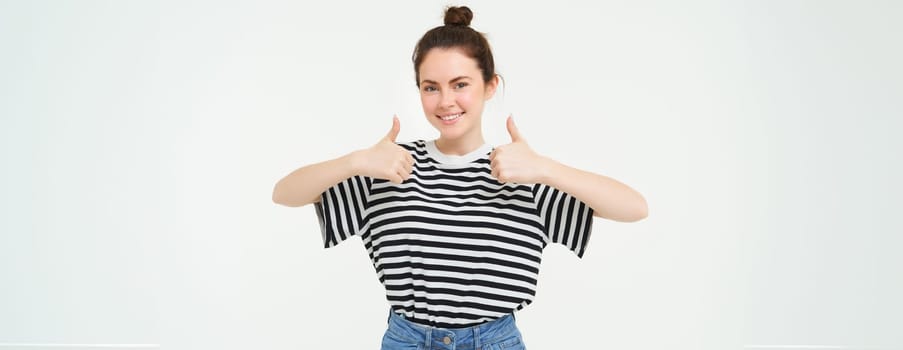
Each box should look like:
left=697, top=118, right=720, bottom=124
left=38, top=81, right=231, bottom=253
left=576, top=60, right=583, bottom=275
left=420, top=76, right=472, bottom=85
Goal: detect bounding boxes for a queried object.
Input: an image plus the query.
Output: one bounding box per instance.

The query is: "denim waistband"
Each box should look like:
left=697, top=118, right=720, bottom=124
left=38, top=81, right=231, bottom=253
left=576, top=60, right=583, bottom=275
left=385, top=310, right=521, bottom=350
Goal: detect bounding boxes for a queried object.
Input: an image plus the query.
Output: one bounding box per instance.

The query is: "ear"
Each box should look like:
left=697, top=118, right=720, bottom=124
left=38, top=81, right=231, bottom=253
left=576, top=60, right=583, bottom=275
left=483, top=74, right=499, bottom=100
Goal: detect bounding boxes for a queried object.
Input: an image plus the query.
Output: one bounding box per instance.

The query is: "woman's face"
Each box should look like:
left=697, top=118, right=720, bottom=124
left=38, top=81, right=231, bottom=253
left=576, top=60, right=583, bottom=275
left=418, top=47, right=497, bottom=143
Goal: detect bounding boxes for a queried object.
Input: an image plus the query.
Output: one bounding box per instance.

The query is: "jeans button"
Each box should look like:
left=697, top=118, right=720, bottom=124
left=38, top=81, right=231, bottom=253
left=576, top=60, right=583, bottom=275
left=443, top=336, right=451, bottom=345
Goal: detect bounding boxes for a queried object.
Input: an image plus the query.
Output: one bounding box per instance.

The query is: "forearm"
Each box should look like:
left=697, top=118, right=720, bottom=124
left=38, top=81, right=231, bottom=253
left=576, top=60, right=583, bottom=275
left=540, top=158, right=648, bottom=222
left=272, top=152, right=359, bottom=207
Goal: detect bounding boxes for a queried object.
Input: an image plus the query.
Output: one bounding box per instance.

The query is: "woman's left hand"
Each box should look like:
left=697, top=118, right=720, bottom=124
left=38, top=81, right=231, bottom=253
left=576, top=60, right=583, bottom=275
left=489, top=115, right=555, bottom=184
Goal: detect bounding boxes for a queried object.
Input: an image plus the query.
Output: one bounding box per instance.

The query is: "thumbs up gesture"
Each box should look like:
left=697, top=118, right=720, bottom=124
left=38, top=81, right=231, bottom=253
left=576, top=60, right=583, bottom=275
left=352, top=115, right=415, bottom=184
left=489, top=115, right=551, bottom=184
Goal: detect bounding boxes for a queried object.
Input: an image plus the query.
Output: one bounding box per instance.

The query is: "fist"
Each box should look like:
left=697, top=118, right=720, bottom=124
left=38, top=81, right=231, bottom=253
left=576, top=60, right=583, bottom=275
left=489, top=116, right=550, bottom=184
left=353, top=116, right=415, bottom=184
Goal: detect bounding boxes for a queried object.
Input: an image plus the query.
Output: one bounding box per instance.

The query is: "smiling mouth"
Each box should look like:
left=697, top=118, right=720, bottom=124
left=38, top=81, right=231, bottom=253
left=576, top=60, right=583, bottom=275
left=438, top=112, right=464, bottom=121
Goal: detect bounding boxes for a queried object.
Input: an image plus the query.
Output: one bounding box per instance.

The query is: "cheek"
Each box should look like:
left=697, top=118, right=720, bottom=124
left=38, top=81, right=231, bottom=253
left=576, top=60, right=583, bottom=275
left=420, top=94, right=436, bottom=111
left=457, top=91, right=479, bottom=108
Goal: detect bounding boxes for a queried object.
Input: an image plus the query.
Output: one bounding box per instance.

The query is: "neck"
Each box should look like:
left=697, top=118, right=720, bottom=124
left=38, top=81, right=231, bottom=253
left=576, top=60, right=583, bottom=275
left=435, top=133, right=485, bottom=156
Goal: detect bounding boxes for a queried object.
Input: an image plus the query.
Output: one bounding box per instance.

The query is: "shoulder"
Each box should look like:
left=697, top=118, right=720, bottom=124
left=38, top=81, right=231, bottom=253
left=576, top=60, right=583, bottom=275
left=396, top=139, right=427, bottom=153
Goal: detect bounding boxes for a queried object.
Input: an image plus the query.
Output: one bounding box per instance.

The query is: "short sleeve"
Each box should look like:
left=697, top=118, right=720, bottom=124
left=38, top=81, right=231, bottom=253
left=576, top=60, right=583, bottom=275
left=313, top=175, right=372, bottom=248
left=532, top=183, right=594, bottom=257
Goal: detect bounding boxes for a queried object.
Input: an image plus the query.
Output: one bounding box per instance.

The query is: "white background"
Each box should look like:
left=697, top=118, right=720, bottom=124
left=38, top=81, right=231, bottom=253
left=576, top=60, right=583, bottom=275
left=1, top=1, right=901, bottom=349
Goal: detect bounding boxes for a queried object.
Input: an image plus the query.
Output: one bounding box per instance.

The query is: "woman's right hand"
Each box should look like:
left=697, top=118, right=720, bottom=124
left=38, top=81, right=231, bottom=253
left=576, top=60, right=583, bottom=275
left=351, top=116, right=415, bottom=184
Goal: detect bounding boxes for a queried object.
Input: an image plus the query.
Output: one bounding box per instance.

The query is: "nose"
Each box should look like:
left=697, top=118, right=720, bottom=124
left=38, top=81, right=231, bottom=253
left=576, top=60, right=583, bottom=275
left=440, top=90, right=455, bottom=109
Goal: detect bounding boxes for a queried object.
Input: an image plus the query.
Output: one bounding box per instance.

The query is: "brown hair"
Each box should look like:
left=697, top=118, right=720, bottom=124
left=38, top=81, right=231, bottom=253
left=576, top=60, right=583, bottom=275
left=412, top=6, right=496, bottom=88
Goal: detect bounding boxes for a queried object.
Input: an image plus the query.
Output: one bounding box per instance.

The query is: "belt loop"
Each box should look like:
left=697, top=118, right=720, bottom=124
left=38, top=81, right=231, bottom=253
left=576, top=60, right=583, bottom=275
left=473, top=323, right=481, bottom=350
left=425, top=326, right=432, bottom=348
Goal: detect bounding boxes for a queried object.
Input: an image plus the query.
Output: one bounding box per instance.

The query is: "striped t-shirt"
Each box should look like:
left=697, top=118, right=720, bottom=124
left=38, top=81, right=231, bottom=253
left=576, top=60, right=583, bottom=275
left=314, top=139, right=594, bottom=328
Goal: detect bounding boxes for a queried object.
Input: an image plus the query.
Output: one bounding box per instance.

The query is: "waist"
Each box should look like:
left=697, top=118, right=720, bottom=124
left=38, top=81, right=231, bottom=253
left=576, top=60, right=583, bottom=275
left=386, top=309, right=520, bottom=348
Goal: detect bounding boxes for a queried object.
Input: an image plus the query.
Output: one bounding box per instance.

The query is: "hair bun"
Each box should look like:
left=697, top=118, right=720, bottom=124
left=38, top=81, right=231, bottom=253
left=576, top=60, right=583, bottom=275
left=444, top=6, right=473, bottom=26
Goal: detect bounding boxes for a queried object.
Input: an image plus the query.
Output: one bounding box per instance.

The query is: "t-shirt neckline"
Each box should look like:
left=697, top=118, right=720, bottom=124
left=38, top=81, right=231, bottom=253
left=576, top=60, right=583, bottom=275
left=424, top=139, right=493, bottom=165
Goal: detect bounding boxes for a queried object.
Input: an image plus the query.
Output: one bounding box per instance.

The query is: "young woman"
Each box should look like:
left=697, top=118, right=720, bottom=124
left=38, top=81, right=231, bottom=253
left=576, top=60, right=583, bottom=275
left=273, top=6, right=647, bottom=349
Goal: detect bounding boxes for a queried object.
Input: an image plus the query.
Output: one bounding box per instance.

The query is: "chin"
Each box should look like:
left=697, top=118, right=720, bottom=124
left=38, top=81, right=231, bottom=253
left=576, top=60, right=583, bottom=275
left=436, top=127, right=467, bottom=140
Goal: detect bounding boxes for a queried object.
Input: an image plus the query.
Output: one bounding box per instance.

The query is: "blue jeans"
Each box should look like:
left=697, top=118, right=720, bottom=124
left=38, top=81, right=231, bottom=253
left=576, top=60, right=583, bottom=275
left=381, top=310, right=526, bottom=350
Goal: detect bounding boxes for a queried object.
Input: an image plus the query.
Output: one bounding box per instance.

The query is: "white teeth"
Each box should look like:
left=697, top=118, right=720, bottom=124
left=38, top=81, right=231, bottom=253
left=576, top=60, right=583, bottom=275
left=441, top=113, right=462, bottom=121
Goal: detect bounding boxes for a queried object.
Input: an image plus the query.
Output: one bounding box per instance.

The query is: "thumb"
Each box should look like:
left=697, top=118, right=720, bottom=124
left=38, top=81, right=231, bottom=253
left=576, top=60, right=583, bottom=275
left=506, top=115, right=523, bottom=142
left=385, top=115, right=400, bottom=142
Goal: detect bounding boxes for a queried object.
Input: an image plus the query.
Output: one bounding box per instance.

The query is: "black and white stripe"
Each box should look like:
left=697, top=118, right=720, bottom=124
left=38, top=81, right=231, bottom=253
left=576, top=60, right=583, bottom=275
left=314, top=139, right=593, bottom=328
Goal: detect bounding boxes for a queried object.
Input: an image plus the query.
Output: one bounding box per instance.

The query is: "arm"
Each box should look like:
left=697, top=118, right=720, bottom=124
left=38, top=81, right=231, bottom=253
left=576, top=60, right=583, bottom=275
left=272, top=116, right=414, bottom=208
left=272, top=153, right=357, bottom=207
left=538, top=158, right=647, bottom=222
left=489, top=116, right=648, bottom=222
